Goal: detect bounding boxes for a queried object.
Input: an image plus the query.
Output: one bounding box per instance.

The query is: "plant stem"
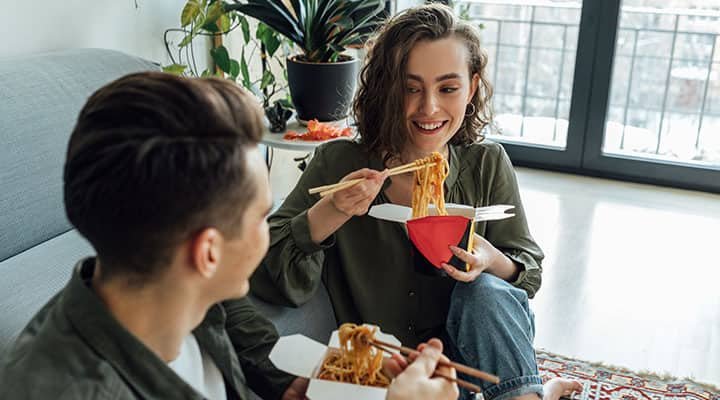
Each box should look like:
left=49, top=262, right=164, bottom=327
left=260, top=42, right=269, bottom=107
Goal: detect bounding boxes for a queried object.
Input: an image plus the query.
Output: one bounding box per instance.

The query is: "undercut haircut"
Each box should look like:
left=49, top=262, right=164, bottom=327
left=64, top=72, right=264, bottom=281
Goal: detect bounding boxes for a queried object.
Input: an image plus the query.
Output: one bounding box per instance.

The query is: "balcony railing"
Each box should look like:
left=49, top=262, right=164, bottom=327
left=455, top=0, right=720, bottom=167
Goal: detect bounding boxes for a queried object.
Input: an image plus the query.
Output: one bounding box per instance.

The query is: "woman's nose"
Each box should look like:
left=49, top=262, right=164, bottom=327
left=420, top=92, right=439, bottom=114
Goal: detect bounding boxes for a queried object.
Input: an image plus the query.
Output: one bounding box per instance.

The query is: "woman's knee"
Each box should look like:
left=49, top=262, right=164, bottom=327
left=451, top=273, right=529, bottom=309
left=447, top=273, right=532, bottom=334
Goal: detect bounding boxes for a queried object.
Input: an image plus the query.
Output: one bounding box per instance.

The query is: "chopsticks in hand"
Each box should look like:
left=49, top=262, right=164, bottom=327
left=307, top=158, right=438, bottom=197
left=368, top=337, right=500, bottom=394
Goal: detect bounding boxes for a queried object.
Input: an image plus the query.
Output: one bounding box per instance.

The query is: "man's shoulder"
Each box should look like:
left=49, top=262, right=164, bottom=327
left=1, top=290, right=129, bottom=399
left=0, top=372, right=120, bottom=399
left=0, top=348, right=126, bottom=399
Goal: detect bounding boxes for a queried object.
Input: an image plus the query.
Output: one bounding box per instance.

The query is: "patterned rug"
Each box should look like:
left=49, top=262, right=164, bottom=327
left=537, top=350, right=719, bottom=400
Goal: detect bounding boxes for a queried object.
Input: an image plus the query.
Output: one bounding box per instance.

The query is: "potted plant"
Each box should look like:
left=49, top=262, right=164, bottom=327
left=164, top=1, right=295, bottom=131
left=225, top=0, right=387, bottom=123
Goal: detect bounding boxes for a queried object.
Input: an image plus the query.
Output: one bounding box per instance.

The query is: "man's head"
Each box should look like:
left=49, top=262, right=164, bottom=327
left=64, top=72, right=271, bottom=299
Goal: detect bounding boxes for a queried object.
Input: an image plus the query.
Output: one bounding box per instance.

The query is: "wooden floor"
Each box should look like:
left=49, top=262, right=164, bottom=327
left=268, top=149, right=720, bottom=387
left=518, top=168, right=720, bottom=387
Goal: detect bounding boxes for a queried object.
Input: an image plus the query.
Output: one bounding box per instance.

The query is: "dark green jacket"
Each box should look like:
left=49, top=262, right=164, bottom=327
left=0, top=258, right=295, bottom=399
left=252, top=140, right=544, bottom=346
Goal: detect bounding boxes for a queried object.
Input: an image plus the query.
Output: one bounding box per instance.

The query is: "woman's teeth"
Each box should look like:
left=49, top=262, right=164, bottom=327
left=415, top=121, right=445, bottom=130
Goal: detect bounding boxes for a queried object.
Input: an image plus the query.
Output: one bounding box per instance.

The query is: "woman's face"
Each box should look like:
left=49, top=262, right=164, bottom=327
left=404, top=37, right=479, bottom=155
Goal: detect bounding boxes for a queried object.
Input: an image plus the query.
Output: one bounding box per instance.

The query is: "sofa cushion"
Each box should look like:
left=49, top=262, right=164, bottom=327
left=250, top=284, right=336, bottom=344
left=0, top=49, right=159, bottom=262
left=0, top=228, right=336, bottom=354
left=0, top=229, right=94, bottom=356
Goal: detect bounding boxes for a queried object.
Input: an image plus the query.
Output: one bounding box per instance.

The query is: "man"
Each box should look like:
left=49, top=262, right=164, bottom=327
left=0, top=72, right=458, bottom=399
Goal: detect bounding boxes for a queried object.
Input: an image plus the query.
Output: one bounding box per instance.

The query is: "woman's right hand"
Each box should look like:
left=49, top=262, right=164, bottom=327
left=385, top=339, right=459, bottom=400
left=329, top=168, right=388, bottom=217
left=308, top=168, right=388, bottom=244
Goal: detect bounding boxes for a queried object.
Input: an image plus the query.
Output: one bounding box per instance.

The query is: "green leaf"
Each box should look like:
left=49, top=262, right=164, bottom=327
left=260, top=70, right=275, bottom=89
left=178, top=22, right=202, bottom=48
left=278, top=97, right=294, bottom=110
left=210, top=45, right=231, bottom=73
left=331, top=16, right=353, bottom=32
left=229, top=59, right=240, bottom=80
left=240, top=16, right=250, bottom=43
left=256, top=23, right=280, bottom=56
left=178, top=33, right=193, bottom=48
left=218, top=14, right=231, bottom=32
left=240, top=52, right=251, bottom=89
left=181, top=0, right=201, bottom=27
left=263, top=33, right=281, bottom=57
left=202, top=21, right=220, bottom=32
left=255, top=22, right=268, bottom=41
left=162, top=64, right=187, bottom=75
left=206, top=1, right=225, bottom=23
left=200, top=69, right=213, bottom=78
left=224, top=0, right=385, bottom=60
left=229, top=2, right=304, bottom=47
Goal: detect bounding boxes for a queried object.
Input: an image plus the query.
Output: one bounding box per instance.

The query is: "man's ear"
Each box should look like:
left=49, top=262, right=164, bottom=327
left=190, top=228, right=223, bottom=278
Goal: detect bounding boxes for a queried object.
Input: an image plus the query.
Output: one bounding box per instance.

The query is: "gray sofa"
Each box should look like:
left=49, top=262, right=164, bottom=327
left=0, top=49, right=335, bottom=370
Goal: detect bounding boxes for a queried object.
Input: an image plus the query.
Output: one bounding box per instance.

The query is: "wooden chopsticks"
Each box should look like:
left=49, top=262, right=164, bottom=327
left=307, top=159, right=436, bottom=197
left=370, top=338, right=500, bottom=394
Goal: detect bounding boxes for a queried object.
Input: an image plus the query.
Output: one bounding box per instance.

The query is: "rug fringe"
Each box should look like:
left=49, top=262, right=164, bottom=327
left=536, top=348, right=720, bottom=394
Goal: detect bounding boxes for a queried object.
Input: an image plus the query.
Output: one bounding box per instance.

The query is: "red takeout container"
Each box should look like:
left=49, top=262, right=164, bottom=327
left=368, top=204, right=515, bottom=276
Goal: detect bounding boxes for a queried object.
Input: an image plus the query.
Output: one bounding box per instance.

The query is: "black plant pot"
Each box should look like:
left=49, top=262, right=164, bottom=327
left=286, top=55, right=360, bottom=123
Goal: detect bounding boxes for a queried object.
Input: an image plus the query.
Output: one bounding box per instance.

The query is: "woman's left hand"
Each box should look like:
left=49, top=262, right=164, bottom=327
left=441, top=234, right=501, bottom=282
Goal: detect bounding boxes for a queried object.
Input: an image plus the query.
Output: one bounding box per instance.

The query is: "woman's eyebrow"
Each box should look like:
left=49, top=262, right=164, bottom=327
left=407, top=73, right=462, bottom=82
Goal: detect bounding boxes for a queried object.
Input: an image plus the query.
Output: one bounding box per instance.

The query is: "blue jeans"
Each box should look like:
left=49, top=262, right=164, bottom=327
left=444, top=273, right=543, bottom=400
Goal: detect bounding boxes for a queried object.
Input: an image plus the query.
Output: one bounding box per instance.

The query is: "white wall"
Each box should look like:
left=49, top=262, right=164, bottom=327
left=0, top=0, right=187, bottom=64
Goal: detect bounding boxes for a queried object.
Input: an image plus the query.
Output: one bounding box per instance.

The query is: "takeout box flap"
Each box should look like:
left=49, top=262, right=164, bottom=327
left=269, top=334, right=327, bottom=378
left=369, top=203, right=515, bottom=223
left=307, top=378, right=388, bottom=400
left=367, top=203, right=413, bottom=223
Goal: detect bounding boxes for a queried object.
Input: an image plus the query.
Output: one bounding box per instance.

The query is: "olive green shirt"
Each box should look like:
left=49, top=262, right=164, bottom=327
left=251, top=140, right=544, bottom=346
left=0, top=258, right=295, bottom=400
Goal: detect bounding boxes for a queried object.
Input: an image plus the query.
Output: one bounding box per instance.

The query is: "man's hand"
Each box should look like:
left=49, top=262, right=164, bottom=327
left=385, top=339, right=459, bottom=400
left=281, top=377, right=309, bottom=400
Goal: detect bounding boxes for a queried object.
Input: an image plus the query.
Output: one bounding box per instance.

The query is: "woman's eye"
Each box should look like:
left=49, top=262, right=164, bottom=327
left=406, top=87, right=420, bottom=94
left=441, top=87, right=459, bottom=93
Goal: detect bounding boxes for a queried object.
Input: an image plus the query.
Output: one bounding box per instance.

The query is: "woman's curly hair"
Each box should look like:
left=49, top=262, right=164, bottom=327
left=353, top=3, right=493, bottom=160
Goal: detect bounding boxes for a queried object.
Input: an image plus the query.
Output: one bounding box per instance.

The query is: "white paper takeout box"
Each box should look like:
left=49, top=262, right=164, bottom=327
left=368, top=203, right=515, bottom=224
left=270, top=327, right=401, bottom=400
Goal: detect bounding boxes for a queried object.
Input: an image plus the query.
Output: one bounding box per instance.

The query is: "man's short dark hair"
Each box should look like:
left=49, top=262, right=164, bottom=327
left=64, top=72, right=264, bottom=281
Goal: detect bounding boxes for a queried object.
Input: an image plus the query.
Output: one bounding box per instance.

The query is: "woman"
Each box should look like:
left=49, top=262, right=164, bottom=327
left=252, top=4, right=580, bottom=400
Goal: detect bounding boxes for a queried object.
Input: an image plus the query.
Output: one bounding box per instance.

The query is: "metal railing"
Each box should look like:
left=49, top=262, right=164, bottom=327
left=455, top=0, right=720, bottom=165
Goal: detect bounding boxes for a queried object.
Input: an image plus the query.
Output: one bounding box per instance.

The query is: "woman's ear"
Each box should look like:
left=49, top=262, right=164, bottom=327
left=468, top=72, right=480, bottom=102
left=190, top=228, right=222, bottom=278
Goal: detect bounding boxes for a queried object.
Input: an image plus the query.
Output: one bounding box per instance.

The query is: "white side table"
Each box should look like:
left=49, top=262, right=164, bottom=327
left=261, top=119, right=354, bottom=170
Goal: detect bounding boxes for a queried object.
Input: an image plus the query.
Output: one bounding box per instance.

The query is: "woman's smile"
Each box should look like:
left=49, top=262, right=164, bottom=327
left=412, top=120, right=449, bottom=135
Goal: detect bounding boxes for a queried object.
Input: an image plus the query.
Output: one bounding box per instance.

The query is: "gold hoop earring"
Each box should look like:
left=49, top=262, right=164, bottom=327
left=465, top=103, right=476, bottom=117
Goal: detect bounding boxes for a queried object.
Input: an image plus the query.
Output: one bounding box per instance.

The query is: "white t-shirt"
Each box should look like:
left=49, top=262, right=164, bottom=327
left=168, top=334, right=227, bottom=400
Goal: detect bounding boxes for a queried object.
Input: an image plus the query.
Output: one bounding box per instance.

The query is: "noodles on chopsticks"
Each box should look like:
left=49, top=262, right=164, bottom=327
left=411, top=152, right=449, bottom=219
left=317, top=323, right=390, bottom=387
